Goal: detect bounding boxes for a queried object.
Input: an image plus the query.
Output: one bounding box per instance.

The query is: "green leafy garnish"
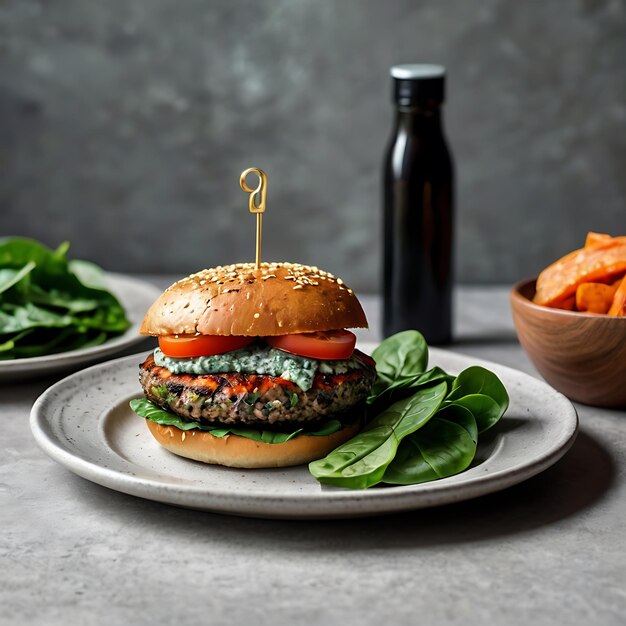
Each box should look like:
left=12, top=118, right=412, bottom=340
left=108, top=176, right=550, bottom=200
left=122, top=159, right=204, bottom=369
left=445, top=366, right=509, bottom=433
left=0, top=237, right=130, bottom=359
left=309, top=331, right=509, bottom=489
left=309, top=382, right=447, bottom=489
left=383, top=405, right=477, bottom=485
left=129, top=398, right=344, bottom=444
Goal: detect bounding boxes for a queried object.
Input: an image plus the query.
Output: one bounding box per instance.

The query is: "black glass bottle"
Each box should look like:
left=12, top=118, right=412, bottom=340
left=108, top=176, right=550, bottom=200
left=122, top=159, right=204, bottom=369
left=383, top=64, right=454, bottom=344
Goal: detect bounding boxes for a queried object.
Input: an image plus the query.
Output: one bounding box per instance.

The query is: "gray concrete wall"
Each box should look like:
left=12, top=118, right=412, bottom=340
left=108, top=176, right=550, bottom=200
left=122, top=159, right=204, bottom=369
left=1, top=0, right=624, bottom=291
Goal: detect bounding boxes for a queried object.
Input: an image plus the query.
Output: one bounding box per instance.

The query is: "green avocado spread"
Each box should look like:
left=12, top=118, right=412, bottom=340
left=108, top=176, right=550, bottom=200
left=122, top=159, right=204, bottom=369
left=153, top=345, right=362, bottom=392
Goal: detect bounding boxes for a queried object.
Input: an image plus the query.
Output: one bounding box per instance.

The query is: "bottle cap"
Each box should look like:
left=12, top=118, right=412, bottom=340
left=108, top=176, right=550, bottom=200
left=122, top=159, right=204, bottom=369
left=390, top=64, right=446, bottom=107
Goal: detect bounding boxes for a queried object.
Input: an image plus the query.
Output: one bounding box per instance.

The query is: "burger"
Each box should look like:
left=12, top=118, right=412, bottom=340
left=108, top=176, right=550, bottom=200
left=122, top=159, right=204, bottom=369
left=130, top=261, right=376, bottom=468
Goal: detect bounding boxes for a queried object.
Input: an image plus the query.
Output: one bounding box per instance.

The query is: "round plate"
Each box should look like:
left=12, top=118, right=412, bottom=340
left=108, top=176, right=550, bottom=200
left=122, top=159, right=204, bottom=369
left=0, top=274, right=160, bottom=380
left=30, top=344, right=578, bottom=519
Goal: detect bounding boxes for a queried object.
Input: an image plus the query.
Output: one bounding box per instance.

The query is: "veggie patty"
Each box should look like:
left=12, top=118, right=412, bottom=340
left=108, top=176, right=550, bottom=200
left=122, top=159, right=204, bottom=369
left=139, top=350, right=376, bottom=429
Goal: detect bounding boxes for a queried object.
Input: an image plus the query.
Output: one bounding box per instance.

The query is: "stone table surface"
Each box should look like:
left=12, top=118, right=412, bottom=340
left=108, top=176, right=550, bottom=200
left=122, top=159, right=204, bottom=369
left=1, top=279, right=624, bottom=626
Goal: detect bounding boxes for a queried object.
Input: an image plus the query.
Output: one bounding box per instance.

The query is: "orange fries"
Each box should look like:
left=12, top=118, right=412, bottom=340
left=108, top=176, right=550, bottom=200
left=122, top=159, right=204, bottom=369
left=608, top=276, right=626, bottom=316
left=534, top=233, right=626, bottom=315
left=584, top=232, right=614, bottom=248
left=575, top=282, right=619, bottom=314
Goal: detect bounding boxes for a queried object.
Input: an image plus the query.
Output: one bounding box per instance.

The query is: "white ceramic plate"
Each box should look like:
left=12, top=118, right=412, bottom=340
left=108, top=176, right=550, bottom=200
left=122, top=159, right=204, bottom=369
left=30, top=344, right=578, bottom=519
left=0, top=274, right=161, bottom=380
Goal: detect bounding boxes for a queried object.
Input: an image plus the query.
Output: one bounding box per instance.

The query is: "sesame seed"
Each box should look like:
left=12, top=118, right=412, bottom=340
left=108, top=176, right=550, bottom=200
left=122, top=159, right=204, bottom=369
left=254, top=313, right=260, bottom=318
left=293, top=285, right=303, bottom=290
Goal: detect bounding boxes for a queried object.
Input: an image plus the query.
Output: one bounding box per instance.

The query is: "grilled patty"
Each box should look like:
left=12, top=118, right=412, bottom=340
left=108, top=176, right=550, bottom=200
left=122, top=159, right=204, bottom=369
left=139, top=351, right=376, bottom=429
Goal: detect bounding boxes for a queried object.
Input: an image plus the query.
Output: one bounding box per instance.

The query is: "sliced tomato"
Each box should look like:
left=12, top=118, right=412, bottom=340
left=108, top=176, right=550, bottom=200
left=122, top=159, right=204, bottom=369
left=158, top=334, right=254, bottom=358
left=266, top=329, right=356, bottom=360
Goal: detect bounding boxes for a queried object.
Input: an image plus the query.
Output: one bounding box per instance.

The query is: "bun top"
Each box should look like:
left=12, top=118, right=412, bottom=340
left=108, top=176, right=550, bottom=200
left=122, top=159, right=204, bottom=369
left=140, top=262, right=368, bottom=336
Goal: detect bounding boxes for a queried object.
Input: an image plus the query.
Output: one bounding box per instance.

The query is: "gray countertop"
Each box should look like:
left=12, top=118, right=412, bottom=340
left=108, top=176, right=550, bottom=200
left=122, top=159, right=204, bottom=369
left=1, top=280, right=624, bottom=626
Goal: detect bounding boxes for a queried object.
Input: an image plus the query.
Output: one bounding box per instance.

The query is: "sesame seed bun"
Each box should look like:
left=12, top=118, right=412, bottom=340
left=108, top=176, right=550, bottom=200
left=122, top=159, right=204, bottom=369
left=140, top=262, right=368, bottom=336
left=145, top=417, right=362, bottom=468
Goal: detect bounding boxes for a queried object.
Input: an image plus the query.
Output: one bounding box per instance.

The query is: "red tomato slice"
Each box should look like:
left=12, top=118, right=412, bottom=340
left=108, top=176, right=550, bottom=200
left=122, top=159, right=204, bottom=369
left=158, top=334, right=254, bottom=358
left=266, top=330, right=356, bottom=360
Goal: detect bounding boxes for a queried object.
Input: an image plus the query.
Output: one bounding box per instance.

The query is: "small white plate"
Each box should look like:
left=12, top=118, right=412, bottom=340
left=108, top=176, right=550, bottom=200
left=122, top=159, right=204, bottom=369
left=30, top=344, right=578, bottom=519
left=0, top=273, right=161, bottom=380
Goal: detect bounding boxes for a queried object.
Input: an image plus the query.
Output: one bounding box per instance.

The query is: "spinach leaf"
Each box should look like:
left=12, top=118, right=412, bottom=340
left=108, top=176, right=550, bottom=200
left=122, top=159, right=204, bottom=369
left=368, top=366, right=454, bottom=409
left=309, top=332, right=511, bottom=490
left=0, top=302, right=74, bottom=332
left=0, top=329, right=33, bottom=353
left=129, top=398, right=344, bottom=444
left=27, top=284, right=101, bottom=313
left=0, top=262, right=36, bottom=295
left=371, top=330, right=428, bottom=388
left=6, top=328, right=76, bottom=358
left=368, top=330, right=448, bottom=409
left=309, top=381, right=447, bottom=489
left=0, top=237, right=130, bottom=358
left=0, top=238, right=67, bottom=273
left=382, top=405, right=477, bottom=485
left=68, top=259, right=107, bottom=289
left=131, top=399, right=211, bottom=431
left=446, top=366, right=509, bottom=433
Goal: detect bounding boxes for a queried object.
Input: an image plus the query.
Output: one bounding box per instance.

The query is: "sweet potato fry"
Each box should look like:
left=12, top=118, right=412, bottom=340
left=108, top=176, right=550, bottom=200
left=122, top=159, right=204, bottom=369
left=585, top=232, right=613, bottom=248
left=553, top=296, right=576, bottom=311
left=575, top=282, right=617, bottom=314
left=608, top=276, right=626, bottom=316
left=534, top=239, right=626, bottom=307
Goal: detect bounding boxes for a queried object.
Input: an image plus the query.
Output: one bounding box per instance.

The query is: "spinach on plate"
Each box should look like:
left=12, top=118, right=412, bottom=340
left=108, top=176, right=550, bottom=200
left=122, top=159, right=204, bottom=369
left=0, top=237, right=130, bottom=359
left=309, top=330, right=509, bottom=489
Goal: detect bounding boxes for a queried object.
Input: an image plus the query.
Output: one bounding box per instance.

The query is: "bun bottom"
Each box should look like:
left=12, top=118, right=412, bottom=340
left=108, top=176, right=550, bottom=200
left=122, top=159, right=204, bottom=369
left=145, top=418, right=361, bottom=468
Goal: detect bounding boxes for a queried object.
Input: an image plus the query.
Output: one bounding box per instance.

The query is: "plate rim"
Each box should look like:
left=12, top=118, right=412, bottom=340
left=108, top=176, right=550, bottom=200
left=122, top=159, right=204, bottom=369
left=30, top=345, right=579, bottom=518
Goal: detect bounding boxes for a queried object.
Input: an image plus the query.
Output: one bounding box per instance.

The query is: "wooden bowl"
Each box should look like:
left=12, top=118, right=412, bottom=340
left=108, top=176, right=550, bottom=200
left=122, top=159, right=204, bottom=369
left=510, top=278, right=626, bottom=408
